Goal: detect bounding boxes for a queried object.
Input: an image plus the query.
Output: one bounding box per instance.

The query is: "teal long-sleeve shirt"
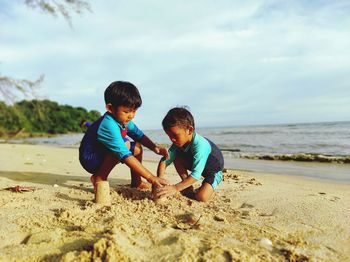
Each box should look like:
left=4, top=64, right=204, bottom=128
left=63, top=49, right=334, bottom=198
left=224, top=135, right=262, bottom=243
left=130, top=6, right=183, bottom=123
left=97, top=113, right=144, bottom=162
left=162, top=132, right=212, bottom=180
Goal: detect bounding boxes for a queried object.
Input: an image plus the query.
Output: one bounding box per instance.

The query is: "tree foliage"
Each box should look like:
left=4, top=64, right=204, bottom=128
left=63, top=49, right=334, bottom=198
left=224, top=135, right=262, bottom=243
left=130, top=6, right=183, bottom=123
left=24, top=0, right=91, bottom=26
left=0, top=99, right=100, bottom=136
left=0, top=75, right=44, bottom=103
left=0, top=0, right=91, bottom=103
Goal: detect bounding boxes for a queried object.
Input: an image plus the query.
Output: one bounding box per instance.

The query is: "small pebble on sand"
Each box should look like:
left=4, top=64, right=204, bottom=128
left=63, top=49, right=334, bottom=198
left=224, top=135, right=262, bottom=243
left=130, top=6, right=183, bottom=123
left=259, top=238, right=273, bottom=251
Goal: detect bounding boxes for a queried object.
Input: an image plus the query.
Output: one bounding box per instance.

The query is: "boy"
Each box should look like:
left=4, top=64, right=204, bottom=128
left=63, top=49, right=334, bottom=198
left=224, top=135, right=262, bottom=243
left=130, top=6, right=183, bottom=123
left=155, top=107, right=224, bottom=202
left=79, top=81, right=169, bottom=190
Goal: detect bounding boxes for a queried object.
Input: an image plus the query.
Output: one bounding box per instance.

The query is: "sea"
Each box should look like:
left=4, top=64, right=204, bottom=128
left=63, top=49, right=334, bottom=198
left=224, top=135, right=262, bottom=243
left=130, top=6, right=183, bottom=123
left=6, top=121, right=350, bottom=182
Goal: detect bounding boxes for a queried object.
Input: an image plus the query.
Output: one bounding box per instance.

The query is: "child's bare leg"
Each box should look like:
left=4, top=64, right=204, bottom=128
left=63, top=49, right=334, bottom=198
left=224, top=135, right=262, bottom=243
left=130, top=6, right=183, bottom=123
left=173, top=157, right=189, bottom=180
left=129, top=142, right=150, bottom=189
left=195, top=182, right=215, bottom=202
left=91, top=153, right=119, bottom=191
left=173, top=157, right=195, bottom=198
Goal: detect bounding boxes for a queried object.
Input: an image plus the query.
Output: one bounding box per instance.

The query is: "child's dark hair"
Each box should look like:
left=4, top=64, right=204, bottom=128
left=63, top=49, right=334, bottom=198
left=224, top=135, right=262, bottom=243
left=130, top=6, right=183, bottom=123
left=104, top=81, right=142, bottom=108
left=162, top=107, right=195, bottom=130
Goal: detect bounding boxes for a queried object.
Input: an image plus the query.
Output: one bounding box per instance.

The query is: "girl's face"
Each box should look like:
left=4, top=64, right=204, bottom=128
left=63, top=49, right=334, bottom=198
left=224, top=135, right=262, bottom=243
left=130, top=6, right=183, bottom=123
left=165, top=125, right=194, bottom=147
left=107, top=104, right=137, bottom=125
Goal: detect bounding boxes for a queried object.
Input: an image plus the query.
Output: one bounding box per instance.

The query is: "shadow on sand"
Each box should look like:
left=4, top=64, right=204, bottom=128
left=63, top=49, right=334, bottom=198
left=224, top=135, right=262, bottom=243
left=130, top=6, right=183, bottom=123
left=0, top=171, right=129, bottom=190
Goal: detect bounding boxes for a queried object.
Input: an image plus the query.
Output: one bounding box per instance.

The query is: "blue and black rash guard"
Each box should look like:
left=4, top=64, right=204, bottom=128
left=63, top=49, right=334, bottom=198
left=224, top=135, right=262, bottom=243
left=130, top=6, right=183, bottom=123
left=79, top=112, right=144, bottom=173
left=162, top=132, right=224, bottom=180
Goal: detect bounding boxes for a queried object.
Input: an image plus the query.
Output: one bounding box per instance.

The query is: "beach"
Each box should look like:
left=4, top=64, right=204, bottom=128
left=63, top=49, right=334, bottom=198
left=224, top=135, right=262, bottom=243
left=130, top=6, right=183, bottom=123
left=0, top=143, right=349, bottom=261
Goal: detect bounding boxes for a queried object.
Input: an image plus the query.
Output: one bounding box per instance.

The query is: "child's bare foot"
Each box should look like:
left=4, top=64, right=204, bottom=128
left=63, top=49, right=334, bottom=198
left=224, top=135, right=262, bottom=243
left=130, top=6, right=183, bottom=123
left=131, top=181, right=151, bottom=190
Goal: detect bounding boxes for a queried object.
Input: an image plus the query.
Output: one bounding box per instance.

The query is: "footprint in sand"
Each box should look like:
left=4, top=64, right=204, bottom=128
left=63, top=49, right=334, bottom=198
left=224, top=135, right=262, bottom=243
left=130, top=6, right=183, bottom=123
left=259, top=208, right=278, bottom=217
left=241, top=210, right=250, bottom=218
left=240, top=202, right=254, bottom=209
left=148, top=223, right=178, bottom=242
left=173, top=213, right=202, bottom=230
left=238, top=203, right=256, bottom=219
left=213, top=215, right=226, bottom=222
left=247, top=178, right=262, bottom=186
left=23, top=228, right=65, bottom=245
left=330, top=196, right=340, bottom=202
left=159, top=233, right=180, bottom=245
left=316, top=192, right=340, bottom=202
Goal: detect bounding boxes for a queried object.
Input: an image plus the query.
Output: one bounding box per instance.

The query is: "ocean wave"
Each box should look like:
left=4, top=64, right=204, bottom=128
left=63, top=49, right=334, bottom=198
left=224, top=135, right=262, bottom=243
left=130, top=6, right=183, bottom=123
left=241, top=153, right=350, bottom=164
left=219, top=131, right=275, bottom=135
left=219, top=144, right=263, bottom=150
left=219, top=148, right=241, bottom=152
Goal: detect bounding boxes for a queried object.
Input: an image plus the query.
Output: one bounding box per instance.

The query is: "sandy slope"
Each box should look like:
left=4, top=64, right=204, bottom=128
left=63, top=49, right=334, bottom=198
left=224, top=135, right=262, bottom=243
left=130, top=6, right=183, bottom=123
left=0, top=144, right=349, bottom=261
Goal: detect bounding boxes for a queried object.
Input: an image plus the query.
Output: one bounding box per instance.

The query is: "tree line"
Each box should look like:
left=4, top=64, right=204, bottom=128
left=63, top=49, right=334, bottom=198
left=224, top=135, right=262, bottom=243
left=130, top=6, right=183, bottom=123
left=0, top=99, right=100, bottom=136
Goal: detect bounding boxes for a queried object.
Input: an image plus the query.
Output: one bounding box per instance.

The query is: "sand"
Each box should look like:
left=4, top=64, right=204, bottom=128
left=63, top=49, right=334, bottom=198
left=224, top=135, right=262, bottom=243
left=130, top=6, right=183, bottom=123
left=0, top=143, right=349, bottom=261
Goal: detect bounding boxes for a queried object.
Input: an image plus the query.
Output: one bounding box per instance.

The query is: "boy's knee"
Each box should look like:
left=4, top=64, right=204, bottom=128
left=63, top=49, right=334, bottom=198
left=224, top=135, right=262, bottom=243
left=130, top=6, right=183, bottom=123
left=195, top=184, right=214, bottom=202
left=195, top=191, right=210, bottom=202
left=134, top=142, right=143, bottom=155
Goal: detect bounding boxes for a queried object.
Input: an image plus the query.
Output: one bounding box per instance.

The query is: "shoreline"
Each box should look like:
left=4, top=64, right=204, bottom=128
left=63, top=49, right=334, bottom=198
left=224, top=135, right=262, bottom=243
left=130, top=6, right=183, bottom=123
left=223, top=157, right=350, bottom=183
left=0, top=143, right=349, bottom=261
left=1, top=140, right=349, bottom=182
left=2, top=132, right=350, bottom=165
left=144, top=150, right=350, bottom=183
left=240, top=153, right=350, bottom=164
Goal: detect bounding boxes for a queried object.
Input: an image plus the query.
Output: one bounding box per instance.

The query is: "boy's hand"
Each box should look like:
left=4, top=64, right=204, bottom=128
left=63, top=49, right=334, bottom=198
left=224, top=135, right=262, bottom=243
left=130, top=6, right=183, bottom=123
left=156, top=185, right=178, bottom=198
left=154, top=147, right=169, bottom=160
left=148, top=176, right=169, bottom=187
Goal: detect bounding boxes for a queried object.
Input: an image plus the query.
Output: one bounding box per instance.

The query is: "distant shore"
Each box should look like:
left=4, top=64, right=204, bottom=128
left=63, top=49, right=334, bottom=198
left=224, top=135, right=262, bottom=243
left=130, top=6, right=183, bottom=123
left=2, top=133, right=350, bottom=165
left=0, top=131, right=58, bottom=140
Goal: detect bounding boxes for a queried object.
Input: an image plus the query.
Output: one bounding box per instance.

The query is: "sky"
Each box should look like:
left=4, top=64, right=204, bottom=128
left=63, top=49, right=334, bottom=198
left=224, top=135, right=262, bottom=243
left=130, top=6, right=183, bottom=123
left=1, top=0, right=350, bottom=129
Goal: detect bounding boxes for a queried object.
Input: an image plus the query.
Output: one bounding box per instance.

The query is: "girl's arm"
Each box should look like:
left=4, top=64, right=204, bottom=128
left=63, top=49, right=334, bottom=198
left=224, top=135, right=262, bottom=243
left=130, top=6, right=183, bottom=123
left=157, top=160, right=167, bottom=178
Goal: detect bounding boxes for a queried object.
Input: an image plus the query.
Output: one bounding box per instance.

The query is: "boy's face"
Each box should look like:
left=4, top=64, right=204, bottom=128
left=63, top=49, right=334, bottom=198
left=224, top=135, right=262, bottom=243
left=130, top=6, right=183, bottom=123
left=165, top=125, right=194, bottom=147
left=107, top=104, right=137, bottom=125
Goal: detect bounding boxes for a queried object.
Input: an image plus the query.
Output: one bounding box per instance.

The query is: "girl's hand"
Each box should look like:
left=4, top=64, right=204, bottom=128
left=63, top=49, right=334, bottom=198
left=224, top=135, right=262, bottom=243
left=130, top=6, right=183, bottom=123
left=148, top=176, right=169, bottom=187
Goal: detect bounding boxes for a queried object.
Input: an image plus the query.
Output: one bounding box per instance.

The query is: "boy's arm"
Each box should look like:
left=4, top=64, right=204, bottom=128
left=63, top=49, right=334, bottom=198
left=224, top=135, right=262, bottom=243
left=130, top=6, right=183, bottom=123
left=123, top=156, right=169, bottom=187
left=139, top=135, right=169, bottom=159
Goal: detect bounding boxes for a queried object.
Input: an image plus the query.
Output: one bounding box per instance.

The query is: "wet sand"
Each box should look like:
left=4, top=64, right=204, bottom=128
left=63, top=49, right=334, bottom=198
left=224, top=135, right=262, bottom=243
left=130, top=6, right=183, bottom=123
left=223, top=157, right=350, bottom=182
left=0, top=144, right=349, bottom=261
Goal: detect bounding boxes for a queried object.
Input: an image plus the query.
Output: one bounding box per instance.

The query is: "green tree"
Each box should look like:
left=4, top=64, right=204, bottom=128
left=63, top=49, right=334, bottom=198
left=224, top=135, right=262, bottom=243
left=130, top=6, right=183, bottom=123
left=0, top=99, right=101, bottom=135
left=0, top=102, right=23, bottom=134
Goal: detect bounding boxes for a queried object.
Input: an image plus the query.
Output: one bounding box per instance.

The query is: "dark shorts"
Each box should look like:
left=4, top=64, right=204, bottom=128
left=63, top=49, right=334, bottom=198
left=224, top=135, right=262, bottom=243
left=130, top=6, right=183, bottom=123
left=79, top=137, right=135, bottom=174
left=202, top=171, right=223, bottom=189
left=178, top=147, right=224, bottom=190
left=181, top=161, right=223, bottom=189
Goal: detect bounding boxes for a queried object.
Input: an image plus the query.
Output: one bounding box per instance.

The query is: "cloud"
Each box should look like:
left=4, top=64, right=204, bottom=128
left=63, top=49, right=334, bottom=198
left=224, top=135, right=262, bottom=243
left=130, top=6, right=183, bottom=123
left=1, top=0, right=349, bottom=129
